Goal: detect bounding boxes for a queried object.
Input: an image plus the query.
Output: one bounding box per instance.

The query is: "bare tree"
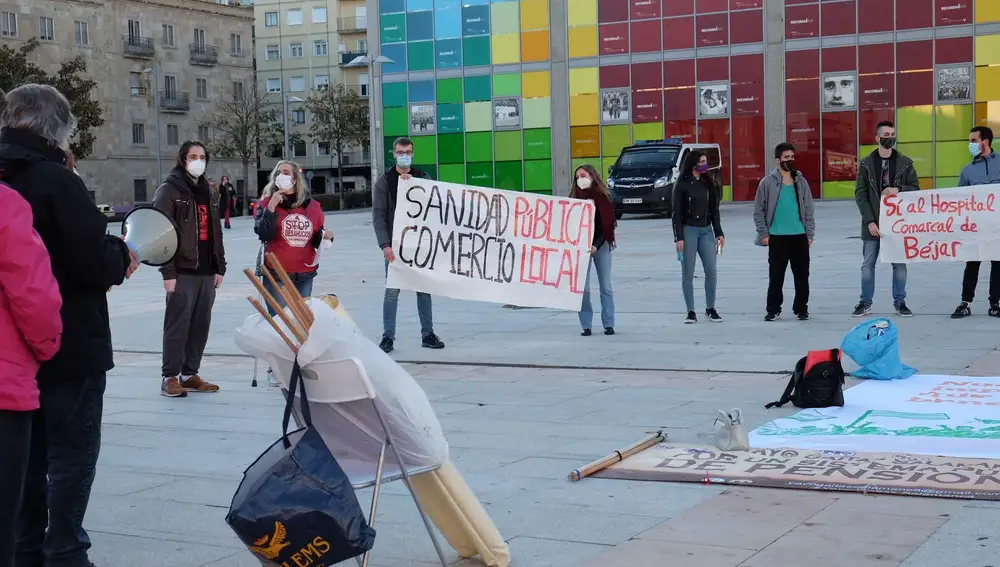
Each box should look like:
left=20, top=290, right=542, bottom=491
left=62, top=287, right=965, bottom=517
left=303, top=84, right=370, bottom=209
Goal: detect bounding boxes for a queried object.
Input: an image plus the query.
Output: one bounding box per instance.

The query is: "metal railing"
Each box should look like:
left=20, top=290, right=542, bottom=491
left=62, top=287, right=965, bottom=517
left=130, top=86, right=148, bottom=97
left=337, top=16, right=367, bottom=32
left=123, top=35, right=155, bottom=58
left=339, top=51, right=366, bottom=66
left=190, top=44, right=219, bottom=65
left=335, top=150, right=372, bottom=165
left=345, top=84, right=369, bottom=97
left=159, top=91, right=191, bottom=112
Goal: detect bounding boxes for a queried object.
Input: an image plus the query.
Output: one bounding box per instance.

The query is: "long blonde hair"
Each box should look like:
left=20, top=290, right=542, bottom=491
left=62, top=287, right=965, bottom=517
left=261, top=160, right=308, bottom=208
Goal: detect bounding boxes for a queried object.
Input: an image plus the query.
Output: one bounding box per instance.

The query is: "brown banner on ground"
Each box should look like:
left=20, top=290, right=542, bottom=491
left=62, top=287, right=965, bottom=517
left=592, top=444, right=1000, bottom=500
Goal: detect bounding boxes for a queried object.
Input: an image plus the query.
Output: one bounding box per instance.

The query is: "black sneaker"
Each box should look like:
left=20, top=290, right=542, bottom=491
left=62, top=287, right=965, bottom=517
left=604, top=327, right=615, bottom=335
left=852, top=303, right=872, bottom=317
left=797, top=311, right=809, bottom=321
left=764, top=312, right=779, bottom=322
left=379, top=337, right=394, bottom=353
left=951, top=302, right=972, bottom=319
left=705, top=309, right=723, bottom=322
left=422, top=334, right=445, bottom=349
left=684, top=311, right=697, bottom=324
left=989, top=304, right=1000, bottom=318
left=896, top=303, right=914, bottom=317
left=581, top=328, right=592, bottom=336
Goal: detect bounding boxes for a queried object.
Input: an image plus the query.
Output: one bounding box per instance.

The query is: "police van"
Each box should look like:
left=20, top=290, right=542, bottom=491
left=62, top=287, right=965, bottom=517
left=607, top=139, right=722, bottom=219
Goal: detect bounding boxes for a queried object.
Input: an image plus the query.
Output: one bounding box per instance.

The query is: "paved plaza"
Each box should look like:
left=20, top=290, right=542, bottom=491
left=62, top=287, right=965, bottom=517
left=94, top=201, right=1000, bottom=567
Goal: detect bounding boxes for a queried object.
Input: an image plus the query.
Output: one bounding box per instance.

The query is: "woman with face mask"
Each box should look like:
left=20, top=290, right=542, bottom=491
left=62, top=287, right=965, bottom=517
left=672, top=151, right=725, bottom=324
left=570, top=165, right=617, bottom=336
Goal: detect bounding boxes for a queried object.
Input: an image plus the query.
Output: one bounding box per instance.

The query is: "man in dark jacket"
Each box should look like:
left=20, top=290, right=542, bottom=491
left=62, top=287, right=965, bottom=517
left=372, top=137, right=444, bottom=354
left=0, top=84, right=138, bottom=567
left=853, top=120, right=920, bottom=318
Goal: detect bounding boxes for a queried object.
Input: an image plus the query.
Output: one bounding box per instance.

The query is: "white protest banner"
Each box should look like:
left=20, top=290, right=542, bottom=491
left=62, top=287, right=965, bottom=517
left=385, top=178, right=596, bottom=311
left=879, top=185, right=1000, bottom=263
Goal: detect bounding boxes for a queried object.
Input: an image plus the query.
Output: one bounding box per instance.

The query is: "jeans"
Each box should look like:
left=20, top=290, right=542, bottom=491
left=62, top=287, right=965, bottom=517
left=961, top=261, right=1000, bottom=305
left=383, top=261, right=433, bottom=341
left=16, top=372, right=106, bottom=567
left=263, top=270, right=317, bottom=316
left=681, top=225, right=718, bottom=312
left=766, top=234, right=810, bottom=315
left=0, top=411, right=31, bottom=567
left=579, top=243, right=615, bottom=330
left=162, top=274, right=216, bottom=378
left=860, top=240, right=907, bottom=308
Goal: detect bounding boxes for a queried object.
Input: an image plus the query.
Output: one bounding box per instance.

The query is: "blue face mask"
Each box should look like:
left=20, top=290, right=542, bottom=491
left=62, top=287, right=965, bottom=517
left=395, top=153, right=413, bottom=167
left=970, top=142, right=983, bottom=157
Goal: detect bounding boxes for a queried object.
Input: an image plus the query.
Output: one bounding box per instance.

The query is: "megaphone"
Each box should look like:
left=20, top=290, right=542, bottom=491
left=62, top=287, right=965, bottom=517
left=120, top=205, right=180, bottom=266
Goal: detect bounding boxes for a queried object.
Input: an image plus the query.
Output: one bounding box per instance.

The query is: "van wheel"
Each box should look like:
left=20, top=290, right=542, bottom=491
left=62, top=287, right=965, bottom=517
left=615, top=212, right=624, bottom=220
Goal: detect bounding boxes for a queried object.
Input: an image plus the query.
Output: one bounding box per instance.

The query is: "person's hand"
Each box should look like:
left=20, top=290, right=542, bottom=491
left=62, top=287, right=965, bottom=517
left=883, top=187, right=900, bottom=196
left=323, top=229, right=335, bottom=241
left=400, top=173, right=412, bottom=180
left=383, top=246, right=396, bottom=263
left=125, top=249, right=140, bottom=279
left=590, top=246, right=597, bottom=255
left=868, top=222, right=881, bottom=238
left=809, top=239, right=813, bottom=248
left=761, top=236, right=769, bottom=246
left=266, top=196, right=280, bottom=212
left=164, top=279, right=176, bottom=294
left=716, top=236, right=725, bottom=248
left=675, top=240, right=684, bottom=253
left=214, top=274, right=224, bottom=289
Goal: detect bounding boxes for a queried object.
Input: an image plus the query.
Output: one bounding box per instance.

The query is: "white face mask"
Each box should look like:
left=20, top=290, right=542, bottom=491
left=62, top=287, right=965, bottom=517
left=275, top=174, right=294, bottom=190
left=576, top=177, right=592, bottom=190
left=186, top=159, right=206, bottom=178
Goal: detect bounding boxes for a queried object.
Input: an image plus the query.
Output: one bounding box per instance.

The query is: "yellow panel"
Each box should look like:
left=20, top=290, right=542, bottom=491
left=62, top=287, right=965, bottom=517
left=567, top=0, right=598, bottom=26
left=976, top=65, right=1000, bottom=101
left=522, top=71, right=551, bottom=98
left=822, top=182, right=855, bottom=199
left=569, top=67, right=599, bottom=95
left=721, top=185, right=732, bottom=202
left=633, top=122, right=663, bottom=141
left=521, top=0, right=549, bottom=31
left=975, top=36, right=1000, bottom=65
left=491, top=33, right=520, bottom=65
left=978, top=3, right=1000, bottom=24
left=570, top=93, right=600, bottom=126
left=976, top=101, right=1000, bottom=129
left=568, top=26, right=598, bottom=58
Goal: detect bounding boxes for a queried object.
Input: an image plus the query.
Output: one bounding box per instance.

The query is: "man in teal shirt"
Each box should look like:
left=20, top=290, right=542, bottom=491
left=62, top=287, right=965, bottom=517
left=753, top=143, right=816, bottom=321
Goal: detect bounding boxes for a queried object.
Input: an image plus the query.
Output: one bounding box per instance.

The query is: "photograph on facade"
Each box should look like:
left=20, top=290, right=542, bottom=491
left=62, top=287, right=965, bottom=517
left=600, top=89, right=631, bottom=124
left=493, top=97, right=521, bottom=129
left=698, top=83, right=729, bottom=118
left=822, top=73, right=857, bottom=110
left=410, top=104, right=436, bottom=134
left=937, top=65, right=972, bottom=103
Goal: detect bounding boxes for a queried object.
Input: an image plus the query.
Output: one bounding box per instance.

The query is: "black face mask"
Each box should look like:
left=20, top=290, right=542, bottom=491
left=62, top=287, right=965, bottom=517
left=879, top=137, right=896, bottom=150
left=780, top=160, right=796, bottom=173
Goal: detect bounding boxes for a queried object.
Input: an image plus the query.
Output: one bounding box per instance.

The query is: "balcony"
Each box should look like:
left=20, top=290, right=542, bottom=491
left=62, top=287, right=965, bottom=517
left=339, top=51, right=367, bottom=66
left=123, top=35, right=155, bottom=59
left=336, top=150, right=371, bottom=166
left=190, top=44, right=219, bottom=66
left=129, top=86, right=148, bottom=97
left=159, top=91, right=190, bottom=112
left=345, top=85, right=369, bottom=97
left=337, top=16, right=367, bottom=33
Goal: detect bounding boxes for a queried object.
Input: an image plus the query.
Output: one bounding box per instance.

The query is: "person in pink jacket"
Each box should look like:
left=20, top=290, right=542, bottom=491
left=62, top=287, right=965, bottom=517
left=0, top=182, right=63, bottom=567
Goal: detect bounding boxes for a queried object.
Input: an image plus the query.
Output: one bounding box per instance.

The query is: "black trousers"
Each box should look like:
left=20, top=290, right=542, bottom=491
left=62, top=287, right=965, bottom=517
left=0, top=411, right=32, bottom=567
left=962, top=261, right=1000, bottom=305
left=162, top=274, right=216, bottom=378
left=16, top=372, right=106, bottom=567
left=766, top=234, right=810, bottom=315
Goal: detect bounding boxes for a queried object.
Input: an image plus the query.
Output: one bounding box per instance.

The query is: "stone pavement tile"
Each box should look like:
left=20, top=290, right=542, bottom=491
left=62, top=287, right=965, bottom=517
left=453, top=536, right=610, bottom=567
left=127, top=476, right=242, bottom=508
left=820, top=494, right=962, bottom=520
left=790, top=505, right=947, bottom=549
left=447, top=446, right=535, bottom=474
left=198, top=551, right=260, bottom=567
left=446, top=400, right=606, bottom=422
left=737, top=532, right=915, bottom=567
left=497, top=479, right=722, bottom=519
left=444, top=430, right=582, bottom=453
left=90, top=467, right=178, bottom=497
left=935, top=506, right=1000, bottom=537
left=96, top=443, right=249, bottom=479
left=637, top=488, right=837, bottom=551
left=486, top=502, right=665, bottom=546
left=102, top=410, right=276, bottom=435
left=577, top=539, right=754, bottom=567
left=85, top=496, right=243, bottom=550
left=440, top=390, right=592, bottom=407
left=898, top=533, right=1000, bottom=567
left=88, top=531, right=237, bottom=567
left=438, top=416, right=651, bottom=443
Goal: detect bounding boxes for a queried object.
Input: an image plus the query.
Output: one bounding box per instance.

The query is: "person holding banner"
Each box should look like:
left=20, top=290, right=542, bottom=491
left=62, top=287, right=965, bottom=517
left=951, top=126, right=1000, bottom=319
left=673, top=151, right=725, bottom=324
left=570, top=165, right=617, bottom=336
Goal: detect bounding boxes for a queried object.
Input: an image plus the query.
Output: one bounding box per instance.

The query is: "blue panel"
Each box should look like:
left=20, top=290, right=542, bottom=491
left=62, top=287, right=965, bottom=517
left=407, top=11, right=434, bottom=41
left=435, top=5, right=462, bottom=39
left=379, top=0, right=405, bottom=14
left=462, top=5, right=490, bottom=36
left=435, top=38, right=462, bottom=69
left=407, top=0, right=433, bottom=11
left=381, top=43, right=407, bottom=74
left=409, top=79, right=435, bottom=103
left=463, top=0, right=489, bottom=5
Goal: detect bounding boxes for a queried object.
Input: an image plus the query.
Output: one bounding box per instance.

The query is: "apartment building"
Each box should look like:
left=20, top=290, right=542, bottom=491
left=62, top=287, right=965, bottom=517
left=0, top=0, right=254, bottom=206
left=254, top=0, right=371, bottom=193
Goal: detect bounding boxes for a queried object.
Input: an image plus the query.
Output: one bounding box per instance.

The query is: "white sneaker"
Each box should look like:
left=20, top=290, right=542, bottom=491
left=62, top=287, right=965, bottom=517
left=266, top=369, right=279, bottom=387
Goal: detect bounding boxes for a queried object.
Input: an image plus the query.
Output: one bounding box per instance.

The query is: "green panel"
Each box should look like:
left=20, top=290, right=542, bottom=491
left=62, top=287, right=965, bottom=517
left=381, top=13, right=406, bottom=43
left=436, top=78, right=463, bottom=104
left=721, top=185, right=732, bottom=202
left=420, top=164, right=438, bottom=180
left=571, top=158, right=595, bottom=175
left=407, top=41, right=435, bottom=71
left=464, top=75, right=492, bottom=102
left=859, top=144, right=878, bottom=159
left=898, top=142, right=934, bottom=177
left=937, top=176, right=960, bottom=189
left=437, top=103, right=464, bottom=133
left=936, top=140, right=970, bottom=177
left=467, top=162, right=494, bottom=187
left=822, top=181, right=855, bottom=199
left=935, top=104, right=974, bottom=141
left=493, top=73, right=521, bottom=97
left=601, top=125, right=632, bottom=157
left=523, top=128, right=551, bottom=159
left=439, top=164, right=465, bottom=183
left=438, top=133, right=465, bottom=164
left=522, top=97, right=551, bottom=128
left=494, top=131, right=522, bottom=161
left=464, top=101, right=492, bottom=131
left=383, top=107, right=410, bottom=136
left=495, top=161, right=523, bottom=191
left=524, top=159, right=552, bottom=192
left=633, top=122, right=663, bottom=141
left=463, top=36, right=491, bottom=67
left=466, top=131, right=493, bottom=161
left=601, top=157, right=615, bottom=179
left=383, top=82, right=408, bottom=108
left=411, top=135, right=438, bottom=165
left=384, top=135, right=397, bottom=168
left=897, top=106, right=933, bottom=143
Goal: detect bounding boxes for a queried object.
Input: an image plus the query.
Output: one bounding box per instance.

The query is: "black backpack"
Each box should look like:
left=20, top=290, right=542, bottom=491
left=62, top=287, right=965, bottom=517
left=766, top=349, right=846, bottom=409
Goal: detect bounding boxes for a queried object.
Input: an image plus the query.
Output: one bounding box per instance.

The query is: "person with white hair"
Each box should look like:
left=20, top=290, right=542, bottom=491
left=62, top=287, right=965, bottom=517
left=0, top=83, right=138, bottom=567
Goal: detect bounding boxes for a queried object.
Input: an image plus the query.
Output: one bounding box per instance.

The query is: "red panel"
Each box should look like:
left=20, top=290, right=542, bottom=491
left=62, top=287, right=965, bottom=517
left=822, top=112, right=859, bottom=183
left=732, top=116, right=766, bottom=201
left=664, top=87, right=696, bottom=120
left=786, top=0, right=814, bottom=4
left=860, top=109, right=895, bottom=144
left=665, top=119, right=696, bottom=142
left=600, top=65, right=631, bottom=89
left=859, top=73, right=894, bottom=110
left=936, top=0, right=971, bottom=26
left=786, top=5, right=819, bottom=39
left=859, top=44, right=894, bottom=74
left=787, top=111, right=820, bottom=150
left=786, top=49, right=819, bottom=80
left=599, top=23, right=629, bottom=55
left=631, top=62, right=662, bottom=89
left=697, top=13, right=728, bottom=47
left=731, top=0, right=763, bottom=8
left=630, top=19, right=662, bottom=53
left=630, top=0, right=661, bottom=19
left=936, top=37, right=974, bottom=64
left=664, top=59, right=696, bottom=87
left=897, top=40, right=933, bottom=71
left=598, top=0, right=629, bottom=22
left=663, top=0, right=694, bottom=16
left=822, top=46, right=857, bottom=73
left=897, top=70, right=933, bottom=107
left=632, top=89, right=663, bottom=123
left=795, top=151, right=822, bottom=197
left=696, top=0, right=728, bottom=12
left=662, top=17, right=695, bottom=50
left=697, top=119, right=731, bottom=185
left=786, top=78, right=819, bottom=115
left=821, top=0, right=856, bottom=36
left=732, top=81, right=764, bottom=116
left=730, top=10, right=763, bottom=44
left=697, top=57, right=729, bottom=82
left=897, top=0, right=933, bottom=30
left=858, top=0, right=893, bottom=33
left=732, top=54, right=764, bottom=83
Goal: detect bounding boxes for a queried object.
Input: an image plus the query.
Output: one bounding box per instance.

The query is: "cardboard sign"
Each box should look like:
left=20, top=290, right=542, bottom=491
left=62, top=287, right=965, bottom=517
left=879, top=186, right=1000, bottom=262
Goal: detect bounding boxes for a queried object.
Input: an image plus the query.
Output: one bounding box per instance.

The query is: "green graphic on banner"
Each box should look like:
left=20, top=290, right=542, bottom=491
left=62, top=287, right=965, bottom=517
left=756, top=409, right=1000, bottom=439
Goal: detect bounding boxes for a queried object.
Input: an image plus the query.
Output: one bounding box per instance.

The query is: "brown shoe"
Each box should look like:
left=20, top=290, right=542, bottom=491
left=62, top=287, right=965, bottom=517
left=181, top=374, right=220, bottom=393
left=161, top=376, right=187, bottom=398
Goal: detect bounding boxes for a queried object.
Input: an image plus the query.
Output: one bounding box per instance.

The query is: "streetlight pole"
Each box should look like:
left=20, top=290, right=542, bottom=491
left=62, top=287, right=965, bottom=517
left=347, top=54, right=393, bottom=186
left=282, top=95, right=304, bottom=159
left=142, top=65, right=162, bottom=182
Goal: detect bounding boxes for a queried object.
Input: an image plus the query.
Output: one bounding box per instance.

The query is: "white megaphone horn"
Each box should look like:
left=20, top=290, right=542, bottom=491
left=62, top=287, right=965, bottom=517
left=120, top=205, right=181, bottom=266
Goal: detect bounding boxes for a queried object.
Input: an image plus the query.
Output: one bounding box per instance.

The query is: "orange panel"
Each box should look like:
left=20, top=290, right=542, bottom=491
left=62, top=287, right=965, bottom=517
left=570, top=125, right=600, bottom=157
left=521, top=30, right=550, bottom=62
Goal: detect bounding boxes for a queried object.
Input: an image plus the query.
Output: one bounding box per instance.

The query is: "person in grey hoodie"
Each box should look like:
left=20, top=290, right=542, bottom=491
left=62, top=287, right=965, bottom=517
left=371, top=136, right=445, bottom=353
left=950, top=126, right=1000, bottom=319
left=754, top=143, right=816, bottom=321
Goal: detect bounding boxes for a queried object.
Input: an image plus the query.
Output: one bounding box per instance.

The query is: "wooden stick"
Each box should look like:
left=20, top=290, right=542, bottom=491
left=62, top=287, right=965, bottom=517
left=266, top=253, right=314, bottom=328
left=242, top=268, right=307, bottom=344
left=258, top=266, right=308, bottom=339
left=567, top=431, right=666, bottom=482
left=248, top=297, right=298, bottom=352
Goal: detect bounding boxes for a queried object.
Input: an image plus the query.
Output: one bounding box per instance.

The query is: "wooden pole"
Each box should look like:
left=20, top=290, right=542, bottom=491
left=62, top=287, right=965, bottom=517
left=567, top=431, right=666, bottom=482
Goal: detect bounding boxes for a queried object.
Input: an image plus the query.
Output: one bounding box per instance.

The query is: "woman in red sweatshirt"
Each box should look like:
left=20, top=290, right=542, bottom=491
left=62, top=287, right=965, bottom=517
left=0, top=183, right=63, bottom=567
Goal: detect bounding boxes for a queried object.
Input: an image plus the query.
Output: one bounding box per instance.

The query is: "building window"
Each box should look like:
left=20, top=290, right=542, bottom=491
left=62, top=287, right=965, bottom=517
left=360, top=83, right=369, bottom=97
left=127, top=19, right=140, bottom=40
left=196, top=78, right=208, bottom=100
left=317, top=142, right=330, bottom=156
left=163, top=75, right=177, bottom=97
left=74, top=21, right=89, bottom=46
left=165, top=124, right=178, bottom=146
left=289, top=76, right=305, bottom=92
left=133, top=179, right=148, bottom=202
left=293, top=139, right=307, bottom=158
left=290, top=42, right=303, bottom=58
left=129, top=71, right=143, bottom=96
left=38, top=17, right=54, bottom=41
left=287, top=9, right=302, bottom=25
left=264, top=12, right=278, bottom=27
left=1, top=12, right=18, bottom=37
left=162, top=24, right=174, bottom=47
left=232, top=81, right=245, bottom=101
left=358, top=39, right=368, bottom=52
left=230, top=33, right=242, bottom=56
left=314, top=40, right=328, bottom=56
left=312, top=7, right=327, bottom=23
left=265, top=44, right=279, bottom=60
left=292, top=109, right=306, bottom=124
left=266, top=78, right=281, bottom=93
left=132, top=123, right=145, bottom=145
left=193, top=28, right=206, bottom=49
left=197, top=125, right=209, bottom=141
left=314, top=74, right=329, bottom=89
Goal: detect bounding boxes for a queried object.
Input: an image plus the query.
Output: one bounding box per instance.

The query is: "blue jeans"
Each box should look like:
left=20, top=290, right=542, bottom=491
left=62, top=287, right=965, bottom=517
left=579, top=243, right=615, bottom=330
left=383, top=261, right=433, bottom=341
left=263, top=270, right=317, bottom=316
left=860, top=240, right=906, bottom=308
left=682, top=225, right=718, bottom=311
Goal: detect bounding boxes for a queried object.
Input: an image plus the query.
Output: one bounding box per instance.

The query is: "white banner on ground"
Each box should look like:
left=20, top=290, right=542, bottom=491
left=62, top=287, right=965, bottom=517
left=750, top=375, right=1000, bottom=459
left=879, top=186, right=1000, bottom=262
left=386, top=178, right=596, bottom=311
